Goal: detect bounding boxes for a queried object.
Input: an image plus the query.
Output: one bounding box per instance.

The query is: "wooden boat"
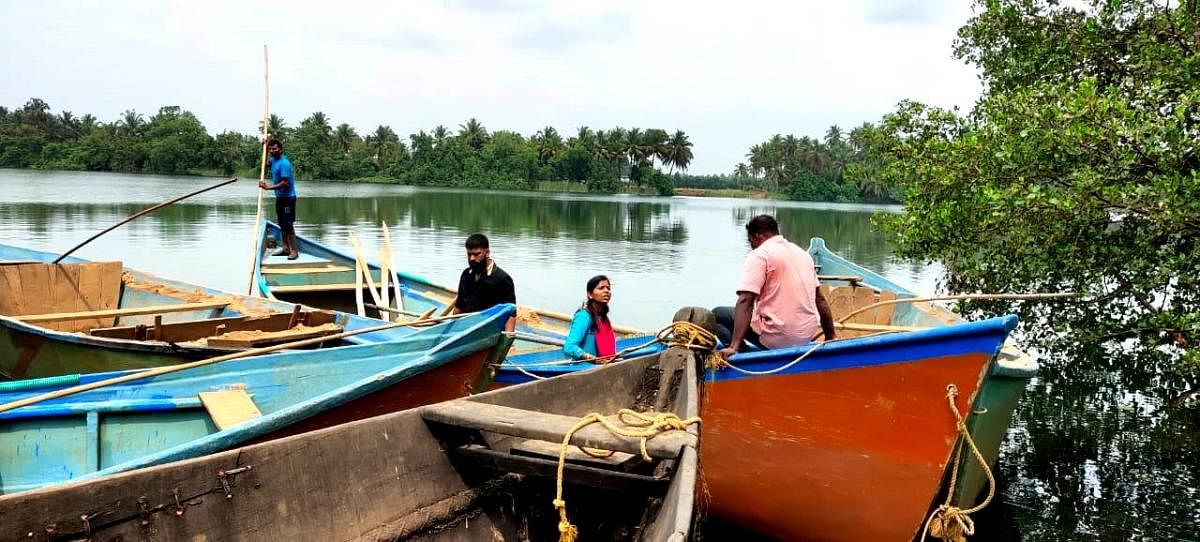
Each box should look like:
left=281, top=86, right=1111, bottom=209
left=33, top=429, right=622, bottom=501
left=503, top=237, right=1037, bottom=540
left=0, top=345, right=700, bottom=541
left=0, top=303, right=515, bottom=495
left=0, top=243, right=438, bottom=380
left=254, top=221, right=663, bottom=380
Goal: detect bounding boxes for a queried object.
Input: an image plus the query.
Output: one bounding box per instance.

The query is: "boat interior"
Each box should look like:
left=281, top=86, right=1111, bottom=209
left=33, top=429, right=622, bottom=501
left=0, top=261, right=347, bottom=349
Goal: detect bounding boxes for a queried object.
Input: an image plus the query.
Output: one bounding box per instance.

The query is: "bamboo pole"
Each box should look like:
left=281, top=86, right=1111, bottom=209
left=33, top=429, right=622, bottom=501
left=348, top=232, right=385, bottom=309
left=53, top=178, right=237, bottom=264
left=0, top=310, right=476, bottom=414
left=246, top=44, right=270, bottom=295
left=381, top=221, right=404, bottom=316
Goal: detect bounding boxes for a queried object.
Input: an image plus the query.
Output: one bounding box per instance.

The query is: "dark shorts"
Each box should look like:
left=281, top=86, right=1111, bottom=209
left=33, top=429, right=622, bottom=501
left=275, top=197, right=297, bottom=234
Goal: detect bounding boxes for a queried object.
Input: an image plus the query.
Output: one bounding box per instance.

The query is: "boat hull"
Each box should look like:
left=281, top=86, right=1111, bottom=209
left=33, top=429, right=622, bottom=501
left=0, top=304, right=515, bottom=495
left=0, top=350, right=700, bottom=541
left=700, top=316, right=1013, bottom=540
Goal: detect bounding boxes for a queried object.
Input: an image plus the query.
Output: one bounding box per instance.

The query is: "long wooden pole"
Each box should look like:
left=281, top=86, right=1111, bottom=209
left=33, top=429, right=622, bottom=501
left=53, top=177, right=238, bottom=264
left=247, top=44, right=270, bottom=295
left=0, top=310, right=478, bottom=414
left=835, top=292, right=1079, bottom=324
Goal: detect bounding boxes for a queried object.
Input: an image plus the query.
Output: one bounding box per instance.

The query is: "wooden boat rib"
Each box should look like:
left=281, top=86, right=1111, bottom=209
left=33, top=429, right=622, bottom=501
left=0, top=346, right=700, bottom=541
left=0, top=303, right=515, bottom=495
left=0, top=244, right=431, bottom=380
left=255, top=221, right=664, bottom=370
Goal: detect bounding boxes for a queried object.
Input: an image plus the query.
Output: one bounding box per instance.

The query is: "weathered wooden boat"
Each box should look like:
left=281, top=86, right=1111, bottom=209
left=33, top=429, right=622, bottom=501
left=255, top=220, right=663, bottom=381
left=502, top=237, right=1037, bottom=540
left=0, top=244, right=440, bottom=380
left=0, top=344, right=700, bottom=541
left=0, top=303, right=515, bottom=495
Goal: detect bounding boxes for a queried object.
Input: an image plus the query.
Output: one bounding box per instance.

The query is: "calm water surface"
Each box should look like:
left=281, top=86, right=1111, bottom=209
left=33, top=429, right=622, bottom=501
left=0, top=169, right=931, bottom=330
left=3, top=169, right=1196, bottom=540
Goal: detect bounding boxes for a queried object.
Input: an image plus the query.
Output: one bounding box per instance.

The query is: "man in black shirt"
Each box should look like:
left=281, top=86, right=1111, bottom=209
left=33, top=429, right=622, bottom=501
left=453, top=233, right=517, bottom=331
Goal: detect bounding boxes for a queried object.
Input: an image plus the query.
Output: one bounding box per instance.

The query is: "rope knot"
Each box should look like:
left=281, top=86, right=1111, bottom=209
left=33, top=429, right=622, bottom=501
left=553, top=409, right=700, bottom=541
left=926, top=504, right=974, bottom=542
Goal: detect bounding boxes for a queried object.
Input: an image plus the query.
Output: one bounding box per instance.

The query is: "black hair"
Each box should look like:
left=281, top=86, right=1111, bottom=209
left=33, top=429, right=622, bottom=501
left=268, top=139, right=283, bottom=150
left=745, top=214, right=779, bottom=236
left=465, top=233, right=490, bottom=250
left=584, top=275, right=610, bottom=330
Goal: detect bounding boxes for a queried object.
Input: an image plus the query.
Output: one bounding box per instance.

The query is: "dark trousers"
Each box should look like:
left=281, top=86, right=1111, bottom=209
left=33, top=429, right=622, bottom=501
left=712, top=306, right=765, bottom=349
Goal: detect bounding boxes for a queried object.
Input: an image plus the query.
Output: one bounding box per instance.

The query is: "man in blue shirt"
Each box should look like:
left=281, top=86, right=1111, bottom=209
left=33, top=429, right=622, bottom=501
left=258, top=139, right=298, bottom=260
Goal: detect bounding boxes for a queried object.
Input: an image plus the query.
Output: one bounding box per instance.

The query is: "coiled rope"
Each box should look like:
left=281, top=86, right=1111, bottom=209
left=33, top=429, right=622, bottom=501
left=920, top=384, right=996, bottom=542
left=553, top=409, right=701, bottom=542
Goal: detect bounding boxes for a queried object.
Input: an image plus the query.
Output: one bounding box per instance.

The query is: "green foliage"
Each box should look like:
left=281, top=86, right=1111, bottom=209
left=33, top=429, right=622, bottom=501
left=867, top=0, right=1200, bottom=388
left=0, top=99, right=691, bottom=195
left=740, top=122, right=890, bottom=202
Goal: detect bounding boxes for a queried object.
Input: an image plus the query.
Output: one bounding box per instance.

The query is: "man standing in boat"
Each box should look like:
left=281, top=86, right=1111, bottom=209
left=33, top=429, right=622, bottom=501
left=258, top=138, right=298, bottom=260
left=716, top=214, right=835, bottom=359
left=452, top=233, right=517, bottom=332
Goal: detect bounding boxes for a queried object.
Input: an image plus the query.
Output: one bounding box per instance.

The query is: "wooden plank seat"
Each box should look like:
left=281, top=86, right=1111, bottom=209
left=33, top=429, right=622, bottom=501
left=260, top=265, right=354, bottom=275
left=270, top=283, right=369, bottom=293
left=818, top=274, right=865, bottom=286
left=87, top=309, right=337, bottom=343
left=449, top=444, right=669, bottom=494
left=422, top=401, right=695, bottom=460
left=205, top=323, right=343, bottom=348
left=14, top=301, right=230, bottom=324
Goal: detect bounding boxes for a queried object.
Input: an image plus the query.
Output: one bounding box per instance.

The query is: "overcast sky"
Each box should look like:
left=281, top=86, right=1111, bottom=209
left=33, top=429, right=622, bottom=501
left=0, top=0, right=981, bottom=174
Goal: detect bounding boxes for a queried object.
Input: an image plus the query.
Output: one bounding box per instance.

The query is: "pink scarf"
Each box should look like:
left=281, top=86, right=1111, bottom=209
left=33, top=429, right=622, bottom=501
left=594, top=317, right=617, bottom=357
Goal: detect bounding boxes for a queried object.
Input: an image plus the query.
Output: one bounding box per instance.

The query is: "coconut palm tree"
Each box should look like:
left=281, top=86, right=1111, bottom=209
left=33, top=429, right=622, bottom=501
left=532, top=126, right=565, bottom=164
left=458, top=118, right=488, bottom=150
left=663, top=130, right=693, bottom=173
left=432, top=125, right=450, bottom=148
left=334, top=123, right=358, bottom=155
left=366, top=125, right=399, bottom=166
left=263, top=114, right=288, bottom=140
left=119, top=110, right=145, bottom=137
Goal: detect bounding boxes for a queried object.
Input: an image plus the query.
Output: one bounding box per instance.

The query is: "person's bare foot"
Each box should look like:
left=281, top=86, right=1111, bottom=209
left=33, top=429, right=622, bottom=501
left=287, top=252, right=299, bottom=260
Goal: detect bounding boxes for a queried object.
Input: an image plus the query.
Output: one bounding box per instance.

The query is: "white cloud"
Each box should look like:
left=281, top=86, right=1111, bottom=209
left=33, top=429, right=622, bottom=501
left=0, top=0, right=980, bottom=174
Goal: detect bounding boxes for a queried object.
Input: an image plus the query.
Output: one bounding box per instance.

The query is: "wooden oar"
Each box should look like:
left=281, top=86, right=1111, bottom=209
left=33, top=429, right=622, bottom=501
left=381, top=221, right=404, bottom=316
left=53, top=178, right=238, bottom=264
left=245, top=44, right=271, bottom=295
left=0, top=310, right=477, bottom=415
left=348, top=233, right=385, bottom=309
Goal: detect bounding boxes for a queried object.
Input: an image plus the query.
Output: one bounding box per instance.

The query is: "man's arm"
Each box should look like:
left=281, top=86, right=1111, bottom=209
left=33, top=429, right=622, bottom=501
left=719, top=291, right=757, bottom=359
left=815, top=287, right=835, bottom=341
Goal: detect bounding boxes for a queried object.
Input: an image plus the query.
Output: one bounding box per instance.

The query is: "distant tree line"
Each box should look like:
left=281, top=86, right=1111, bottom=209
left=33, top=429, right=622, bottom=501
left=673, top=124, right=895, bottom=203
left=0, top=98, right=692, bottom=195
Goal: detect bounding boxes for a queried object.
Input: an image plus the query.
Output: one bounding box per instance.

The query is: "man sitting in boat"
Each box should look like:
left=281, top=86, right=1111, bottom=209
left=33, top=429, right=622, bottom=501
left=715, top=214, right=835, bottom=359
left=452, top=233, right=517, bottom=332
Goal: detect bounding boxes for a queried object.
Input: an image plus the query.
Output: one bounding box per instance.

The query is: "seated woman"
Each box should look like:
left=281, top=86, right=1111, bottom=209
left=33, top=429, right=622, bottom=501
left=563, top=275, right=617, bottom=361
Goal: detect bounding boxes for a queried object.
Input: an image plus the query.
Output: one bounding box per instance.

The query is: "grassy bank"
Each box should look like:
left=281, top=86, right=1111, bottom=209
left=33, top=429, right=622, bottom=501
left=675, top=187, right=773, bottom=199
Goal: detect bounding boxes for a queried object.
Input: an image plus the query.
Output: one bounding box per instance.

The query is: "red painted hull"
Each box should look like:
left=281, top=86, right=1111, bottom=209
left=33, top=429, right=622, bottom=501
left=253, top=348, right=494, bottom=443
left=701, top=353, right=991, bottom=540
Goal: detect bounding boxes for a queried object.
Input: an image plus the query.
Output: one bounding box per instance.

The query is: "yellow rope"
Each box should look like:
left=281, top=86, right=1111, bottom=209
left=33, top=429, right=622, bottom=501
left=553, top=409, right=701, bottom=542
left=920, top=384, right=996, bottom=542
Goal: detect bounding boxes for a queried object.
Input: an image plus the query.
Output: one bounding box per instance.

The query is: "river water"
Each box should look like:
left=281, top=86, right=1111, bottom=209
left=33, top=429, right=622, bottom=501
left=2, top=169, right=1196, bottom=540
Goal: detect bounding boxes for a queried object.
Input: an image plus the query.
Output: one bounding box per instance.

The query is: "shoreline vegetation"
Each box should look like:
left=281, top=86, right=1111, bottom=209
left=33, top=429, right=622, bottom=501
left=0, top=98, right=893, bottom=203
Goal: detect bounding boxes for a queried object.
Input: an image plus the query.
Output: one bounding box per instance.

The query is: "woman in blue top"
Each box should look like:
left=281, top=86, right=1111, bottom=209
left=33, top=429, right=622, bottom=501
left=563, top=275, right=618, bottom=361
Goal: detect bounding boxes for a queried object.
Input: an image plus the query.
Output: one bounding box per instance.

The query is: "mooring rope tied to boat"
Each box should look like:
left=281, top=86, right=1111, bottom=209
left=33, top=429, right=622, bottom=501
left=553, top=408, right=701, bottom=542
left=920, top=383, right=996, bottom=542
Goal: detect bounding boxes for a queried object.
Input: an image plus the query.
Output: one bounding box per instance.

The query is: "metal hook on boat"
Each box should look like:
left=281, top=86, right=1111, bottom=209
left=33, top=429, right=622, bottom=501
left=217, top=465, right=254, bottom=499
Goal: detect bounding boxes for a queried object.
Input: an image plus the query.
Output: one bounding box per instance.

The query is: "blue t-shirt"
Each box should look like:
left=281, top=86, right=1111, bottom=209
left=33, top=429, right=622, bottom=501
left=270, top=155, right=296, bottom=198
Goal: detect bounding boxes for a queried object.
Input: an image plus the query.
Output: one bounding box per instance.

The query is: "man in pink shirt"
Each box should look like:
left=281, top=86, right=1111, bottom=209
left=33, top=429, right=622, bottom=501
left=716, top=215, right=835, bottom=359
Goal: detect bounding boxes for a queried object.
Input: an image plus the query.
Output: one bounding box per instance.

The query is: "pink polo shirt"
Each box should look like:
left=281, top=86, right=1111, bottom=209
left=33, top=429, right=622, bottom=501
left=736, top=235, right=820, bottom=349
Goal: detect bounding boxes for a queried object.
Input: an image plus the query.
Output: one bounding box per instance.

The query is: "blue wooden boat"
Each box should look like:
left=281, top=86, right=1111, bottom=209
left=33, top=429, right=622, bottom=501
left=0, top=346, right=699, bottom=541
left=0, top=243, right=445, bottom=380
left=0, top=302, right=515, bottom=495
left=255, top=221, right=662, bottom=382
left=502, top=237, right=1037, bottom=540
